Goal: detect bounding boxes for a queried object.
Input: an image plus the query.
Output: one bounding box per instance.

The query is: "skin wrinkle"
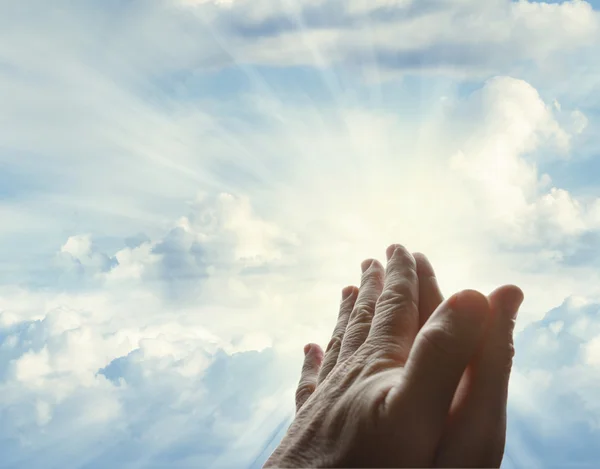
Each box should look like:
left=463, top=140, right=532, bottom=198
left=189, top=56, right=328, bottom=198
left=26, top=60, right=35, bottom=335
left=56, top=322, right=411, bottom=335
left=266, top=245, right=523, bottom=468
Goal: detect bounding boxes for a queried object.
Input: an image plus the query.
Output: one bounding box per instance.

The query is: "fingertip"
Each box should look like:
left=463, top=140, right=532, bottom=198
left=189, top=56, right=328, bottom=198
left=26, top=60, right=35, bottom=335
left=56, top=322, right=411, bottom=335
left=399, top=289, right=491, bottom=427
left=297, top=343, right=323, bottom=412
left=361, top=258, right=375, bottom=273
left=386, top=244, right=401, bottom=261
left=341, top=285, right=358, bottom=300
left=449, top=289, right=490, bottom=325
left=360, top=259, right=384, bottom=279
left=413, top=252, right=435, bottom=277
left=501, top=285, right=524, bottom=313
left=489, top=284, right=524, bottom=318
left=304, top=343, right=324, bottom=360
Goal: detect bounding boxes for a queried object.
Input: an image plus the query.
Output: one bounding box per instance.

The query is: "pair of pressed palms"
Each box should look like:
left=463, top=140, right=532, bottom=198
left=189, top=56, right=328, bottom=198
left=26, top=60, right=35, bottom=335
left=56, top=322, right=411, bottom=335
left=265, top=244, right=522, bottom=468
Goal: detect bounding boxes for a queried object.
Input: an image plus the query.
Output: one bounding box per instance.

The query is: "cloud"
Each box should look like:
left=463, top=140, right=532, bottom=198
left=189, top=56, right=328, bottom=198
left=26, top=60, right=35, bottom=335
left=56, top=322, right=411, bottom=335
left=2, top=1, right=600, bottom=467
left=506, top=296, right=600, bottom=467
left=97, top=192, right=300, bottom=312
left=177, top=0, right=599, bottom=76
left=58, top=235, right=119, bottom=283
left=1, top=69, right=596, bottom=463
left=0, top=281, right=298, bottom=468
left=39, top=72, right=600, bottom=337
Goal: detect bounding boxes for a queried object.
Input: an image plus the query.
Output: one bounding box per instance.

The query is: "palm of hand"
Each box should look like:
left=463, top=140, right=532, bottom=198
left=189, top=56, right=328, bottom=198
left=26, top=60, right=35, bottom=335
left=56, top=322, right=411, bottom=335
left=265, top=245, right=523, bottom=468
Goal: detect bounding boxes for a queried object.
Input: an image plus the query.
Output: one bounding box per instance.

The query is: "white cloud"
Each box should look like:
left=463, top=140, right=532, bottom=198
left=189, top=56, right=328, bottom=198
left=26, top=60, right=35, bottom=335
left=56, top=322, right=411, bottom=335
left=173, top=0, right=600, bottom=76
left=30, top=72, right=600, bottom=340
left=59, top=235, right=117, bottom=278
left=584, top=335, right=600, bottom=365
left=506, top=299, right=600, bottom=467
left=1, top=1, right=600, bottom=467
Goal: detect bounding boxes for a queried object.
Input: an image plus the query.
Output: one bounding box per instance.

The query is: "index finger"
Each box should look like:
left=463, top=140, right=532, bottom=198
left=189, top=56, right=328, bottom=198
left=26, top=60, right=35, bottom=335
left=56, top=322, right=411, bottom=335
left=366, top=244, right=419, bottom=362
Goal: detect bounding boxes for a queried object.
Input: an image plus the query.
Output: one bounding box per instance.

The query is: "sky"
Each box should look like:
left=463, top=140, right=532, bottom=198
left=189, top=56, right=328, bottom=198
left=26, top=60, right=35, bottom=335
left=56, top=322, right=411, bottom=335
left=1, top=0, right=600, bottom=467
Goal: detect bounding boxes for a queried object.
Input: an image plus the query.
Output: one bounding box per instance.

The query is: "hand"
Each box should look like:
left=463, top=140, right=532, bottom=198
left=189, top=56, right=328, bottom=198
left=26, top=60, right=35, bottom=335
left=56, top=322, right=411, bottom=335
left=264, top=244, right=524, bottom=468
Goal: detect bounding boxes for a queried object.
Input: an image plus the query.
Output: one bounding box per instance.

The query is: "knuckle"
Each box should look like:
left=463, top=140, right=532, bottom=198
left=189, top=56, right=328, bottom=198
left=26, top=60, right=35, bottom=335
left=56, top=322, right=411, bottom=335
left=384, top=267, right=417, bottom=293
left=357, top=347, right=401, bottom=378
left=364, top=336, right=409, bottom=362
left=337, top=304, right=353, bottom=321
left=342, top=322, right=371, bottom=348
left=507, top=341, right=516, bottom=360
left=419, top=324, right=457, bottom=358
left=385, top=263, right=418, bottom=285
left=295, top=381, right=316, bottom=403
left=360, top=359, right=392, bottom=379
left=332, top=327, right=347, bottom=345
left=319, top=354, right=336, bottom=373
left=377, top=284, right=415, bottom=309
left=326, top=336, right=342, bottom=354
left=350, top=304, right=375, bottom=325
left=502, top=352, right=515, bottom=374
left=376, top=290, right=418, bottom=327
left=488, top=340, right=515, bottom=371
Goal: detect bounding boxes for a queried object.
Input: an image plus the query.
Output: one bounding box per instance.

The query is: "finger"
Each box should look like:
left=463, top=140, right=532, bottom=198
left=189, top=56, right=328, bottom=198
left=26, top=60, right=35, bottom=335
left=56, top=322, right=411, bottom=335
left=295, top=343, right=324, bottom=413
left=413, top=252, right=444, bottom=327
left=392, top=290, right=490, bottom=434
left=318, top=286, right=358, bottom=384
left=366, top=245, right=419, bottom=364
left=435, top=285, right=524, bottom=468
left=338, top=259, right=385, bottom=363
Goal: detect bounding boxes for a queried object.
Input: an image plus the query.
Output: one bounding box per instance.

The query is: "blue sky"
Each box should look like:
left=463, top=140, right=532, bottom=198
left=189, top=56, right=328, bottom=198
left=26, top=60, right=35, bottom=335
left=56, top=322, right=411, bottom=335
left=1, top=0, right=600, bottom=467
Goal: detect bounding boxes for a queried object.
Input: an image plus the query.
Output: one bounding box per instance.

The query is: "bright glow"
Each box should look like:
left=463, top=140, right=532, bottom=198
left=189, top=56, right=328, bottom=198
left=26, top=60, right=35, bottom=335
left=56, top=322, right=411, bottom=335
left=1, top=0, right=600, bottom=468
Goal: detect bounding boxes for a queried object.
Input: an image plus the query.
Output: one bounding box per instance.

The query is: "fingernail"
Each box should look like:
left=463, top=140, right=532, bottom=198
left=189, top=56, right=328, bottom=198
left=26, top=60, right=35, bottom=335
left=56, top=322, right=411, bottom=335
left=342, top=286, right=354, bottom=300
left=361, top=259, right=374, bottom=273
left=304, top=344, right=312, bottom=356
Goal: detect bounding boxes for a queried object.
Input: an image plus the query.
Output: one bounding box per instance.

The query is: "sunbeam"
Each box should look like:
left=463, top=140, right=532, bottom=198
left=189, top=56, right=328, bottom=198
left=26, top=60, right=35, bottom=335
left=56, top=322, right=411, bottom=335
left=1, top=0, right=600, bottom=468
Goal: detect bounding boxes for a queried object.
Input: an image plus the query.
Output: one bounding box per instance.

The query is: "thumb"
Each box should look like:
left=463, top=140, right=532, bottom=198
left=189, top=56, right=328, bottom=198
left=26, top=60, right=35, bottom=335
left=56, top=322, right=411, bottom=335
left=435, top=284, right=524, bottom=468
left=395, top=290, right=490, bottom=432
left=295, top=343, right=324, bottom=413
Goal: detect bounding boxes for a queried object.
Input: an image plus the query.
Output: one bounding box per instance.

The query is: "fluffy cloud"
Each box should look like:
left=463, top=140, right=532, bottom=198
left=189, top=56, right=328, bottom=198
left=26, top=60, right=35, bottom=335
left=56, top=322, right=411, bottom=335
left=0, top=188, right=309, bottom=465
left=58, top=235, right=119, bottom=282
left=42, top=73, right=600, bottom=327
left=446, top=77, right=599, bottom=247
left=2, top=72, right=598, bottom=466
left=0, top=281, right=298, bottom=468
left=2, top=1, right=600, bottom=467
left=505, top=297, right=600, bottom=467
